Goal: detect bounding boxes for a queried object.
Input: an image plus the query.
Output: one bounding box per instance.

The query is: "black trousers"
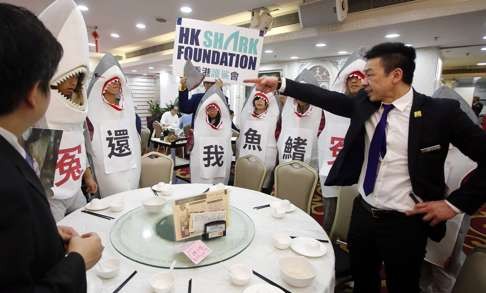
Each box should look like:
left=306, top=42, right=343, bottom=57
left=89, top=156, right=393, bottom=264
left=348, top=197, right=429, bottom=293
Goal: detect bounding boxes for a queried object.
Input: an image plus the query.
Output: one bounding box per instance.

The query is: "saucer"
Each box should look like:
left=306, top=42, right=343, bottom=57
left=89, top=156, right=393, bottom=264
left=151, top=183, right=172, bottom=195
left=285, top=204, right=296, bottom=213
left=290, top=237, right=328, bottom=258
left=85, top=199, right=109, bottom=211
left=243, top=284, right=284, bottom=293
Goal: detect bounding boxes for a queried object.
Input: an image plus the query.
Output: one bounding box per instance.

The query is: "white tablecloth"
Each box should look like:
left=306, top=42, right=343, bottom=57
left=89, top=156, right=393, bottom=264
left=59, top=184, right=335, bottom=293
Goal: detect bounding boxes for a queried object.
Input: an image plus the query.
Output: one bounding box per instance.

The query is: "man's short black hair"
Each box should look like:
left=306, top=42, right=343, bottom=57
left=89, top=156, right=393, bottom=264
left=365, top=42, right=416, bottom=85
left=0, top=4, right=63, bottom=115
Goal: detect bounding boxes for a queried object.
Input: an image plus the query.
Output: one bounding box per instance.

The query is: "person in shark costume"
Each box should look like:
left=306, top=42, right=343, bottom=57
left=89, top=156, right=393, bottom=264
left=317, top=49, right=366, bottom=232
left=237, top=88, right=280, bottom=190
left=278, top=69, right=323, bottom=169
left=190, top=86, right=233, bottom=184
left=38, top=0, right=97, bottom=222
left=419, top=86, right=479, bottom=293
left=86, top=54, right=141, bottom=197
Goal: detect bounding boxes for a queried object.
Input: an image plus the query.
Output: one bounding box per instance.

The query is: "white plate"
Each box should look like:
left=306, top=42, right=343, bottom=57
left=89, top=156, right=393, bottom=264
left=243, top=283, right=284, bottom=293
left=86, top=272, right=103, bottom=293
left=290, top=237, right=328, bottom=258
left=85, top=199, right=110, bottom=211
left=151, top=184, right=172, bottom=195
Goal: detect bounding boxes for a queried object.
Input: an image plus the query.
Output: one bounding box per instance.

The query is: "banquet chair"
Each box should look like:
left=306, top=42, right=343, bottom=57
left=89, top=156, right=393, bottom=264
left=140, top=128, right=151, bottom=154
left=451, top=246, right=486, bottom=293
left=274, top=160, right=317, bottom=214
left=234, top=155, right=266, bottom=191
left=139, top=151, right=174, bottom=188
left=330, top=186, right=358, bottom=291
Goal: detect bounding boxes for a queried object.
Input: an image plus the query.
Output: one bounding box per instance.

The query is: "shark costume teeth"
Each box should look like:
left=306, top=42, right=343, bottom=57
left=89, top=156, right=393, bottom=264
left=87, top=53, right=141, bottom=197
left=39, top=0, right=89, bottom=128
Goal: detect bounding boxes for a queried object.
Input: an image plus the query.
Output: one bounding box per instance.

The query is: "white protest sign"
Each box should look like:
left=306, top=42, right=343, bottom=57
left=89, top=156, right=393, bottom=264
left=172, top=18, right=264, bottom=83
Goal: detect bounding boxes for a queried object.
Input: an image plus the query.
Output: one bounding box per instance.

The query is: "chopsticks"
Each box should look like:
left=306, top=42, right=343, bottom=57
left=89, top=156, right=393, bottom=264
left=112, top=270, right=137, bottom=293
left=253, top=204, right=270, bottom=210
left=81, top=210, right=114, bottom=220
left=289, top=236, right=329, bottom=243
left=188, top=278, right=192, bottom=293
left=252, top=270, right=291, bottom=293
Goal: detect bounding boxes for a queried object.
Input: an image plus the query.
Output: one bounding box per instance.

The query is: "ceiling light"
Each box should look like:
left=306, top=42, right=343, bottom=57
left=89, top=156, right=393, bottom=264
left=481, top=47, right=486, bottom=51
left=315, top=43, right=327, bottom=47
left=143, top=73, right=148, bottom=76
left=148, top=66, right=155, bottom=70
left=405, top=44, right=413, bottom=47
left=385, top=33, right=400, bottom=39
left=110, top=33, right=120, bottom=38
left=290, top=56, right=299, bottom=60
left=483, top=36, right=486, bottom=40
left=88, top=42, right=96, bottom=47
left=477, top=62, right=486, bottom=66
left=180, top=6, right=192, bottom=14
left=131, top=70, right=137, bottom=73
left=77, top=5, right=88, bottom=12
left=136, top=23, right=146, bottom=30
left=264, top=49, right=273, bottom=54
left=337, top=51, right=349, bottom=55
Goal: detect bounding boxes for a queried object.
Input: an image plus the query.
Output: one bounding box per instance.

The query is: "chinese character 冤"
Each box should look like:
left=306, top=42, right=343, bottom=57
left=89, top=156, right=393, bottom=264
left=55, top=145, right=82, bottom=187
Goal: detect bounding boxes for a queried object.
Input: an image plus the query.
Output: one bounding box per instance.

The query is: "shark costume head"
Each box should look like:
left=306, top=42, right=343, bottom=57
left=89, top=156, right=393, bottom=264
left=87, top=53, right=141, bottom=197
left=331, top=48, right=366, bottom=96
left=191, top=85, right=232, bottom=184
left=278, top=69, right=322, bottom=167
left=237, top=88, right=280, bottom=187
left=39, top=0, right=89, bottom=129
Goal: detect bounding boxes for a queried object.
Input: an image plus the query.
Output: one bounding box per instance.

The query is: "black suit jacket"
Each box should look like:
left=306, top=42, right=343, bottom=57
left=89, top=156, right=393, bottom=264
left=283, top=79, right=486, bottom=215
left=0, top=136, right=86, bottom=292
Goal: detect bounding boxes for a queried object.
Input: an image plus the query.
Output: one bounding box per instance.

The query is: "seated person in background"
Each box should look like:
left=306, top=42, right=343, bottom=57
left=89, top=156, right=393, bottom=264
left=160, top=105, right=180, bottom=129
left=0, top=3, right=102, bottom=291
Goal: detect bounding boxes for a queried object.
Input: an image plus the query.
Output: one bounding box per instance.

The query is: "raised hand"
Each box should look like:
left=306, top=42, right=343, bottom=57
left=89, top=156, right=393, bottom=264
left=244, top=76, right=279, bottom=93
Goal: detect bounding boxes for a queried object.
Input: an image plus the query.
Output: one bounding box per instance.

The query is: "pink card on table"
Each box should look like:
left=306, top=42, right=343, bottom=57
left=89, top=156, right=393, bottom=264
left=182, top=240, right=212, bottom=264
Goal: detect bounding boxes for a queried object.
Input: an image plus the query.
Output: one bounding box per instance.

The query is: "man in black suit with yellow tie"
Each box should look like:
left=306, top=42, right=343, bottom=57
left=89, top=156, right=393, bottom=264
left=246, top=42, right=486, bottom=293
left=0, top=4, right=103, bottom=292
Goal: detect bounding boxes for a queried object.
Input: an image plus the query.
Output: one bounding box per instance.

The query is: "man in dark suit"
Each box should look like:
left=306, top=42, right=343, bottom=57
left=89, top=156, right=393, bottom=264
left=246, top=42, right=486, bottom=293
left=0, top=4, right=103, bottom=292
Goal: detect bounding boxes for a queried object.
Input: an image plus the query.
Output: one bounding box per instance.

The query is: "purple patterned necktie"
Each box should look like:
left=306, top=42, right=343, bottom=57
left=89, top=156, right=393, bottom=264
left=364, top=104, right=394, bottom=195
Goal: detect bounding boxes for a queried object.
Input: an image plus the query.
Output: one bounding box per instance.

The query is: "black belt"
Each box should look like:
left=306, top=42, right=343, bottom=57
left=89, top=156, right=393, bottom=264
left=357, top=196, right=404, bottom=219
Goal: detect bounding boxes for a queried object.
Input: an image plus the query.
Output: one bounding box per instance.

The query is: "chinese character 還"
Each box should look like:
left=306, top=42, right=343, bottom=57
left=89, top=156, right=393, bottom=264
left=106, top=129, right=132, bottom=158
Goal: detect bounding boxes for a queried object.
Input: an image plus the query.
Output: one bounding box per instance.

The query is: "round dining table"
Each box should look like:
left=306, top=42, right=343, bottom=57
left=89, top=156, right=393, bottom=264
left=59, top=184, right=335, bottom=293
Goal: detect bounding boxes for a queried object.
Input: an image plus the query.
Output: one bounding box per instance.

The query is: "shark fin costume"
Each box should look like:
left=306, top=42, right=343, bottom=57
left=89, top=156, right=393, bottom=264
left=190, top=86, right=232, bottom=184
left=87, top=54, right=141, bottom=197
left=278, top=70, right=322, bottom=168
left=318, top=49, right=366, bottom=198
left=38, top=0, right=89, bottom=218
left=237, top=88, right=280, bottom=187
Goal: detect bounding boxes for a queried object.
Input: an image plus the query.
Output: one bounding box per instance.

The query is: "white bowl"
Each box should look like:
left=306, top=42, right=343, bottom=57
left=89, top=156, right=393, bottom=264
left=152, top=183, right=173, bottom=196
left=229, top=263, right=251, bottom=286
left=279, top=256, right=316, bottom=288
left=150, top=272, right=175, bottom=293
left=272, top=233, right=291, bottom=250
left=143, top=197, right=167, bottom=214
left=109, top=200, right=124, bottom=212
left=94, top=258, right=120, bottom=279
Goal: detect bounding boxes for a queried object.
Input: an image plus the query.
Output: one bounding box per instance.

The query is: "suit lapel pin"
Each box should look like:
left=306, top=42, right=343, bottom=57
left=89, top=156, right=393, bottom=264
left=414, top=110, right=422, bottom=118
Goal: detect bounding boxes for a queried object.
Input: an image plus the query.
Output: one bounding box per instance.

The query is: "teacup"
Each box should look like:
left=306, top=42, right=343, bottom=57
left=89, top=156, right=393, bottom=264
left=272, top=233, right=291, bottom=250
left=229, top=263, right=251, bottom=286
left=271, top=206, right=286, bottom=219
left=95, top=258, right=120, bottom=279
left=150, top=272, right=175, bottom=293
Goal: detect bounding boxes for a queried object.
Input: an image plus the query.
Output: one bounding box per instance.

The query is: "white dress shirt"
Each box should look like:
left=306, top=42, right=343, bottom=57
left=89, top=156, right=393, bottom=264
left=357, top=88, right=415, bottom=212
left=0, top=126, right=26, bottom=158
left=160, top=111, right=180, bottom=129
